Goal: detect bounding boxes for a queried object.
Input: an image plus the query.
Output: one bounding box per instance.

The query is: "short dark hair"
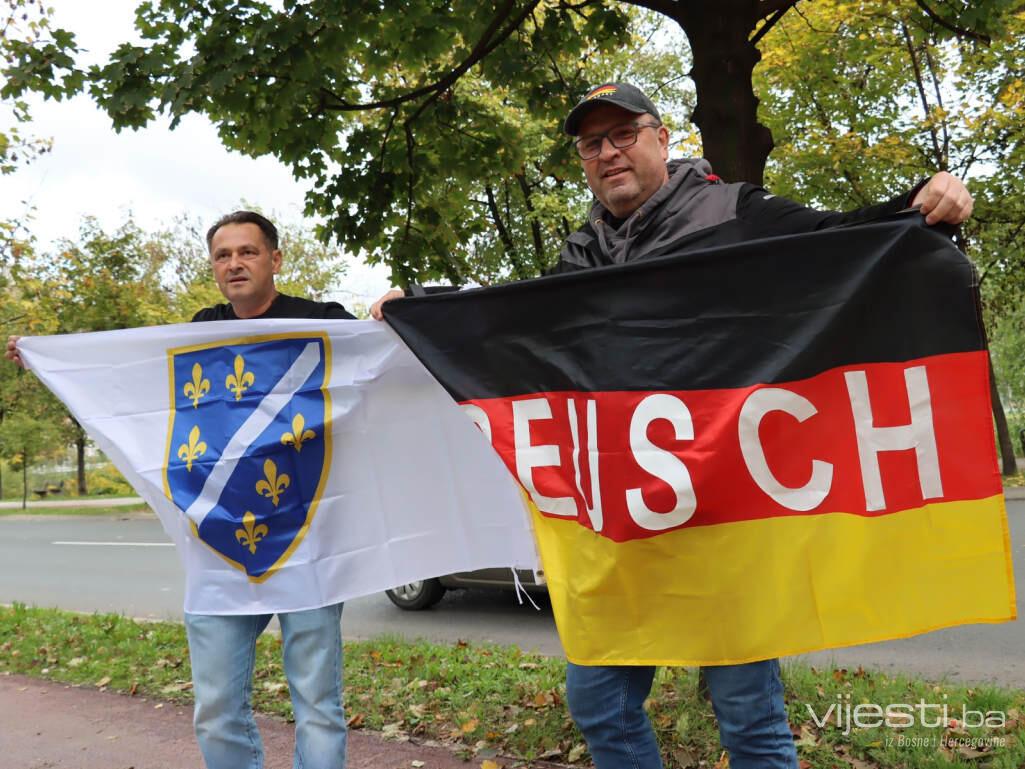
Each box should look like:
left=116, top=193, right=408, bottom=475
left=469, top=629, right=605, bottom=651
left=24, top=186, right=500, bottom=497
left=206, top=210, right=279, bottom=252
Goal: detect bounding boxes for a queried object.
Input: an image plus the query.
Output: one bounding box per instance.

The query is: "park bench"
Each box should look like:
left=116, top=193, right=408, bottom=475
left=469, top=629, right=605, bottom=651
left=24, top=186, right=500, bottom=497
left=31, top=481, right=66, bottom=499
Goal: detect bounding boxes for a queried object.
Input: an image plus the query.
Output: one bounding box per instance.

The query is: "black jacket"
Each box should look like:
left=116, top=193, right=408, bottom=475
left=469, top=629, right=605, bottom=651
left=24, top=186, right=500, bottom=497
left=553, top=158, right=923, bottom=274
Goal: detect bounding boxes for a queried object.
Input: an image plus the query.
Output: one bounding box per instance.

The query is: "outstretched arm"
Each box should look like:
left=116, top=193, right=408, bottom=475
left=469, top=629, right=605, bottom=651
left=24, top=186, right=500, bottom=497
left=737, top=171, right=973, bottom=237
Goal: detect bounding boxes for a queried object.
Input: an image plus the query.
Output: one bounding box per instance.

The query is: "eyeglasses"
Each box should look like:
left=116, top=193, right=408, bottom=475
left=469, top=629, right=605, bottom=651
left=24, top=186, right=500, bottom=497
left=573, top=122, right=662, bottom=160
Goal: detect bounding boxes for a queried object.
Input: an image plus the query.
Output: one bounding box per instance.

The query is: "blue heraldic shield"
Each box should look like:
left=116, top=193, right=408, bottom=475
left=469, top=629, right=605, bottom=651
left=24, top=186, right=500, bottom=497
left=163, top=333, right=332, bottom=581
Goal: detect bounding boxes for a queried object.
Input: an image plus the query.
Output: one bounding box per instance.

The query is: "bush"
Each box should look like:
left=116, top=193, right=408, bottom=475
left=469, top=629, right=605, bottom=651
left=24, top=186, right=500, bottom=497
left=84, top=463, right=134, bottom=497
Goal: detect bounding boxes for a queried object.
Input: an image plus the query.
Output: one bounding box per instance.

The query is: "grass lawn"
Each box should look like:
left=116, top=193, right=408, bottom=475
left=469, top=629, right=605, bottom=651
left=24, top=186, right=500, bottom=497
left=1, top=604, right=1022, bottom=768
left=0, top=504, right=148, bottom=517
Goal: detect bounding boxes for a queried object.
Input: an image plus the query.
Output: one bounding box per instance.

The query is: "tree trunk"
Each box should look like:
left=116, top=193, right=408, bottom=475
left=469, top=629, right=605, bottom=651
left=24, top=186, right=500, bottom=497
left=989, top=354, right=1018, bottom=476
left=672, top=1, right=774, bottom=184
left=21, top=458, right=27, bottom=510
left=76, top=430, right=87, bottom=495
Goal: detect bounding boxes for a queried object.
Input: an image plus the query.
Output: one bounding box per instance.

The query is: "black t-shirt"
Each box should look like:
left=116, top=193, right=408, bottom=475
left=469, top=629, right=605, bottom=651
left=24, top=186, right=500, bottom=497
left=191, top=293, right=356, bottom=322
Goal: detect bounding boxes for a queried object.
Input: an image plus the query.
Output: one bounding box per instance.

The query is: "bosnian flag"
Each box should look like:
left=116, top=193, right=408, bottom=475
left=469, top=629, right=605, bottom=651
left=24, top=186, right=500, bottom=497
left=18, top=321, right=539, bottom=614
left=384, top=215, right=1016, bottom=666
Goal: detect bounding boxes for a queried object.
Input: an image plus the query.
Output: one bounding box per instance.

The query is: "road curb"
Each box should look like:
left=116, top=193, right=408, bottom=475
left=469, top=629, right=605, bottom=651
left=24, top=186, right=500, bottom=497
left=1005, top=487, right=1025, bottom=500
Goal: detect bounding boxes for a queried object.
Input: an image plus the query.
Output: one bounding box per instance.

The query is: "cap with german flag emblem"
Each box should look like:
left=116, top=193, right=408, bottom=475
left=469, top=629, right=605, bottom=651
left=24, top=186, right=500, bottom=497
left=564, top=82, right=661, bottom=136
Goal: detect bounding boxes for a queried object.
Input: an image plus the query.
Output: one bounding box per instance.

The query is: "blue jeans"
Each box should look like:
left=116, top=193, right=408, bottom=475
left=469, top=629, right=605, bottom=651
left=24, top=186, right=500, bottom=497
left=184, top=603, right=347, bottom=769
left=566, top=659, right=797, bottom=769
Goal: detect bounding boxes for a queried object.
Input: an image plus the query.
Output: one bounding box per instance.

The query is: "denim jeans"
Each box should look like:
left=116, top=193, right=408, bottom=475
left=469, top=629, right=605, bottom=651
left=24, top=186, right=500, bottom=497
left=184, top=603, right=347, bottom=769
left=566, top=659, right=797, bottom=769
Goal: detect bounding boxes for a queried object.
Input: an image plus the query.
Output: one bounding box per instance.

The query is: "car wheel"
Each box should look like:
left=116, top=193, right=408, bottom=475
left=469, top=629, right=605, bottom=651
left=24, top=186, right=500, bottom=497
left=385, top=578, right=446, bottom=610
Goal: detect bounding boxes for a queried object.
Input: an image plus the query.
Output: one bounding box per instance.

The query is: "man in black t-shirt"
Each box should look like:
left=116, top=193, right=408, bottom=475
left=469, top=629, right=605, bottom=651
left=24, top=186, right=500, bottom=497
left=185, top=211, right=351, bottom=769
left=5, top=211, right=353, bottom=768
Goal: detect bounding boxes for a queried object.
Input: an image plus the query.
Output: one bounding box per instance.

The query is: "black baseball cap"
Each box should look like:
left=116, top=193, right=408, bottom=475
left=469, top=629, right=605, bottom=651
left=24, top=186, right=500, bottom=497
left=564, top=82, right=661, bottom=136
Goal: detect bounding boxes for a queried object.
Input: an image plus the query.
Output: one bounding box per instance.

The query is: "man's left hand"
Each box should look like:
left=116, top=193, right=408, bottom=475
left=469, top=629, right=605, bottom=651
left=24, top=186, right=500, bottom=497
left=912, top=171, right=973, bottom=226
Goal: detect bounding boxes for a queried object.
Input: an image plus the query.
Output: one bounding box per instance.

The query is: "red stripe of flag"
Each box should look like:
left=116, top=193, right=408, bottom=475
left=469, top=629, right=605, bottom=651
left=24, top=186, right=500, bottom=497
left=464, top=351, right=997, bottom=543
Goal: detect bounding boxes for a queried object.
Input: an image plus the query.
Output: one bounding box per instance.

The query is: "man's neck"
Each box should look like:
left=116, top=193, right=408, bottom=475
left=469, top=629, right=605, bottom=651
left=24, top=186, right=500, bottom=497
left=231, top=291, right=279, bottom=319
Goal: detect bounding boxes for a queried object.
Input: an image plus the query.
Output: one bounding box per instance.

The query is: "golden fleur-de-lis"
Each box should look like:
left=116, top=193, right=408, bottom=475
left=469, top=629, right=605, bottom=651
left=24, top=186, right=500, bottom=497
left=281, top=413, right=316, bottom=453
left=225, top=354, right=255, bottom=401
left=235, top=511, right=269, bottom=555
left=183, top=362, right=211, bottom=408
left=255, top=458, right=290, bottom=507
left=176, top=425, right=207, bottom=472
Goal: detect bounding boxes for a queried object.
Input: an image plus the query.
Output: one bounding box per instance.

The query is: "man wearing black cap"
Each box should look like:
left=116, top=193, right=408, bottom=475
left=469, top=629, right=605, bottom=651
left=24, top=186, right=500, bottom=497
left=553, top=82, right=973, bottom=769
left=369, top=83, right=974, bottom=769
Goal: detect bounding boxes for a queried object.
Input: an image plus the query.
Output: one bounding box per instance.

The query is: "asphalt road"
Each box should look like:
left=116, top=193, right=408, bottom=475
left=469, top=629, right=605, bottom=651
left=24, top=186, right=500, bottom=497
left=1, top=501, right=1023, bottom=685
left=0, top=513, right=563, bottom=655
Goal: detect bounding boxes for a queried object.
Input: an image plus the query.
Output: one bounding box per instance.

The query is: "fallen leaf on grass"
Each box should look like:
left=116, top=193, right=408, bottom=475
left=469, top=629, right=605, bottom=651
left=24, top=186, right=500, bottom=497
left=461, top=718, right=479, bottom=733
left=671, top=746, right=699, bottom=768
left=346, top=713, right=364, bottom=728
left=795, top=724, right=818, bottom=748
left=161, top=681, right=193, bottom=694
left=567, top=743, right=587, bottom=763
left=834, top=743, right=876, bottom=768
left=382, top=722, right=410, bottom=741
left=952, top=743, right=990, bottom=760
left=480, top=761, right=501, bottom=769
left=95, top=676, right=111, bottom=688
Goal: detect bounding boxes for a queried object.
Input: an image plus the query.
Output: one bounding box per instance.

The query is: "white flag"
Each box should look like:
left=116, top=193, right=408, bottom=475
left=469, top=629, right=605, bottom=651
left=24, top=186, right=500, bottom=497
left=19, top=319, right=539, bottom=614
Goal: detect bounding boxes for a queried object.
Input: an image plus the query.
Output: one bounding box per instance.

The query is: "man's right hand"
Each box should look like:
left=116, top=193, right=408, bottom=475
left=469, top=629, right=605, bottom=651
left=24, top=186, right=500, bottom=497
left=5, top=335, right=24, bottom=369
left=370, top=289, right=404, bottom=321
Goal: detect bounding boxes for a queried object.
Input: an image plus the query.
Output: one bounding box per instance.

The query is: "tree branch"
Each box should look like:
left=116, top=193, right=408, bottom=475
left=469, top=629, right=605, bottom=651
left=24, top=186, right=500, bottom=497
left=912, top=0, right=991, bottom=44
left=485, top=184, right=518, bottom=256
left=620, top=0, right=679, bottom=18
left=751, top=0, right=800, bottom=46
left=377, top=108, right=399, bottom=176
left=515, top=172, right=546, bottom=270
left=321, top=0, right=539, bottom=112
left=760, top=0, right=802, bottom=16
left=900, top=22, right=944, bottom=169
left=921, top=40, right=950, bottom=169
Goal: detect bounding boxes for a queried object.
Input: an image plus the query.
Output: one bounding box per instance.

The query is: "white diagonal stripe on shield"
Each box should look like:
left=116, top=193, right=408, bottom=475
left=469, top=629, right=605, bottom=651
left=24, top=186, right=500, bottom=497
left=183, top=341, right=321, bottom=527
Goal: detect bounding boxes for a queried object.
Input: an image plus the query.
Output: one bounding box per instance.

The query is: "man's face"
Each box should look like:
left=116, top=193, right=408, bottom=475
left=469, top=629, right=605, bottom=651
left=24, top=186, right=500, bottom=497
left=577, top=105, right=670, bottom=219
left=209, top=223, right=281, bottom=308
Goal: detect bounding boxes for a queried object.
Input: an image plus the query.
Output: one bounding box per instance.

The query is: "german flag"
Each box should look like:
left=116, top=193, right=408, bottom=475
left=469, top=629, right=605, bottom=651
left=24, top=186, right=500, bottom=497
left=384, top=216, right=1015, bottom=666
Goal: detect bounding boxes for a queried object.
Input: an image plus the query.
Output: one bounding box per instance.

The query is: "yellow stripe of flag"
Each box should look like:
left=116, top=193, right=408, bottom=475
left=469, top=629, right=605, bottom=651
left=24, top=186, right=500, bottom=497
left=534, top=495, right=1016, bottom=666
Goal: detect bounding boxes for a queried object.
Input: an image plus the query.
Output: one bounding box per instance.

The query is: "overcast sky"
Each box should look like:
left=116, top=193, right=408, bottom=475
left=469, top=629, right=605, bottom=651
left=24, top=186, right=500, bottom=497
left=0, top=0, right=393, bottom=305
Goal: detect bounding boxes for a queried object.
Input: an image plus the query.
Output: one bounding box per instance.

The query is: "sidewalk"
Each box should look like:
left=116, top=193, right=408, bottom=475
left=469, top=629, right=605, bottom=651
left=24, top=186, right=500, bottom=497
left=0, top=674, right=556, bottom=769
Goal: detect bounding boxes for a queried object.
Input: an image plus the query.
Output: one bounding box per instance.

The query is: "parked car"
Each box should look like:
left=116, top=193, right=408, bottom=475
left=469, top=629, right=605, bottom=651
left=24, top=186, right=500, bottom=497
left=385, top=567, right=546, bottom=610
